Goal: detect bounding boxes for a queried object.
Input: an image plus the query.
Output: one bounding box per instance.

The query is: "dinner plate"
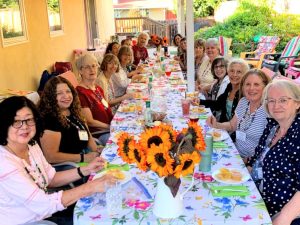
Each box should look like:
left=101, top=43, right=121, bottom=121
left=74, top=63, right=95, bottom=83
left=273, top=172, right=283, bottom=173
left=212, top=168, right=250, bottom=184
left=208, top=129, right=230, bottom=141
left=93, top=170, right=131, bottom=185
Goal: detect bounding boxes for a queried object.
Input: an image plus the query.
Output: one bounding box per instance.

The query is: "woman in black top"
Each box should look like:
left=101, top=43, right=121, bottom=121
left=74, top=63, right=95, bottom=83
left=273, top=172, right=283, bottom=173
left=39, top=77, right=100, bottom=164
left=195, top=58, right=249, bottom=122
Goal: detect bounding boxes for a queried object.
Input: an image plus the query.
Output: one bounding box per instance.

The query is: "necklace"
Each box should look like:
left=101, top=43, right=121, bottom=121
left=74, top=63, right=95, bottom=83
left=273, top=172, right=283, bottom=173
left=5, top=145, right=48, bottom=191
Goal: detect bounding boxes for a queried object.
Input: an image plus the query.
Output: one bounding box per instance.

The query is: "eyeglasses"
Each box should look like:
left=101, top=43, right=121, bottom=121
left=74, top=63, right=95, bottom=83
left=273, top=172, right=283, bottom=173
left=82, top=64, right=98, bottom=70
left=214, top=65, right=225, bottom=69
left=12, top=118, right=36, bottom=129
left=265, top=97, right=292, bottom=107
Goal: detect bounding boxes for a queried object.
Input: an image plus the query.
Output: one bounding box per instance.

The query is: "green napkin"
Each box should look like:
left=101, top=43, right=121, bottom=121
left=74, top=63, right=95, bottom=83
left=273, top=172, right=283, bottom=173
left=100, top=163, right=130, bottom=173
left=199, top=115, right=208, bottom=120
left=77, top=162, right=88, bottom=167
left=213, top=142, right=229, bottom=148
left=211, top=185, right=250, bottom=197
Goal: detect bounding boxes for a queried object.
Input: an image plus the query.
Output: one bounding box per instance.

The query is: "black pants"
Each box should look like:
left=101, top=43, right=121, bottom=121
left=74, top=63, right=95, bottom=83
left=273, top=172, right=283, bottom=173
left=292, top=218, right=300, bottom=225
left=46, top=203, right=75, bottom=225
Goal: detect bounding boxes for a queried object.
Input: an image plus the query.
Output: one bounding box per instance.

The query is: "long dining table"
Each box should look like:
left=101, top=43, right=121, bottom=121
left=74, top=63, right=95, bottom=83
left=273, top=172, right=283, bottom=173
left=73, top=60, right=272, bottom=225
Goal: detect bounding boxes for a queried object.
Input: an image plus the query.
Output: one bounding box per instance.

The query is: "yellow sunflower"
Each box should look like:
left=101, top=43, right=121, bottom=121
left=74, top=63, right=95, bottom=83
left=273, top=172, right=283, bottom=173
left=182, top=121, right=206, bottom=151
left=128, top=142, right=148, bottom=171
left=160, top=123, right=177, bottom=143
left=174, top=151, right=201, bottom=178
left=117, top=132, right=135, bottom=164
left=146, top=144, right=174, bottom=177
left=140, top=126, right=171, bottom=151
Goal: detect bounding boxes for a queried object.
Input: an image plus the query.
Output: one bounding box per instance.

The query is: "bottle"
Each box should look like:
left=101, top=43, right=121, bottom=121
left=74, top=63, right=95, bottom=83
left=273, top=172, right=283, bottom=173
left=148, top=76, right=153, bottom=96
left=199, top=134, right=213, bottom=172
left=144, top=100, right=152, bottom=125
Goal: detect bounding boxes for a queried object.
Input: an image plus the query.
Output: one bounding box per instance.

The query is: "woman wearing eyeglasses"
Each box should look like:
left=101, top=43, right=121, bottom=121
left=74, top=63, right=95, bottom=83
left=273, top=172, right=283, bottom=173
left=39, top=76, right=100, bottom=165
left=207, top=69, right=270, bottom=159
left=76, top=54, right=113, bottom=146
left=0, top=96, right=116, bottom=225
left=246, top=79, right=300, bottom=225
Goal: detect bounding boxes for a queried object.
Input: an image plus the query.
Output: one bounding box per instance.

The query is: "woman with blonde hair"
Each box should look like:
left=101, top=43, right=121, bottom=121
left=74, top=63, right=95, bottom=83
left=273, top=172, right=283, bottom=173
left=207, top=69, right=271, bottom=159
left=132, top=32, right=149, bottom=65
left=97, top=53, right=132, bottom=113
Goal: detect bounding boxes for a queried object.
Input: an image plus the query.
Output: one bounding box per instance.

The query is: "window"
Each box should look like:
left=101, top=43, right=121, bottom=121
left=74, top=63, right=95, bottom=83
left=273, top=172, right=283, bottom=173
left=46, top=0, right=63, bottom=36
left=0, top=0, right=28, bottom=47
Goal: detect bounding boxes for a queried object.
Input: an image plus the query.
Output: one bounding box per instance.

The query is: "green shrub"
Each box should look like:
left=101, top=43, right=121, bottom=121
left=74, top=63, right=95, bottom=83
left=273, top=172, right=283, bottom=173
left=194, top=0, right=300, bottom=56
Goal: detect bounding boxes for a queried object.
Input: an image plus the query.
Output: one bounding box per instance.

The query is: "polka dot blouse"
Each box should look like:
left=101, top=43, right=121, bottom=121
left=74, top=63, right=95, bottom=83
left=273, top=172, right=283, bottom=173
left=248, top=114, right=300, bottom=217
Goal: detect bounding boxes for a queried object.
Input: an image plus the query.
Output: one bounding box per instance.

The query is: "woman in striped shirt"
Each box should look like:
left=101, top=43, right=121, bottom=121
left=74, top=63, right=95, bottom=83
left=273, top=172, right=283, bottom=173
left=207, top=69, right=271, bottom=159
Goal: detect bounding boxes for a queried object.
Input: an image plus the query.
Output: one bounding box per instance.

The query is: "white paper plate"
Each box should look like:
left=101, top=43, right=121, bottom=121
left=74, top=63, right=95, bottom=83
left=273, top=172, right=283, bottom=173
left=208, top=129, right=230, bottom=142
left=93, top=170, right=131, bottom=185
left=212, top=168, right=250, bottom=184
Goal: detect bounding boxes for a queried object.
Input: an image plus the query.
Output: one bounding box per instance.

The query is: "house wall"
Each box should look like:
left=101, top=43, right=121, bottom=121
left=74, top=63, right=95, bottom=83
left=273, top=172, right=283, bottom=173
left=0, top=0, right=87, bottom=91
left=149, top=8, right=165, bottom=21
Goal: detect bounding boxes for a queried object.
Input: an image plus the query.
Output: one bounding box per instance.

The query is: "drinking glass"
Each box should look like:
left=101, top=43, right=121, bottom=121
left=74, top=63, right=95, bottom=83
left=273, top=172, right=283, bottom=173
left=105, top=182, right=122, bottom=216
left=181, top=99, right=190, bottom=118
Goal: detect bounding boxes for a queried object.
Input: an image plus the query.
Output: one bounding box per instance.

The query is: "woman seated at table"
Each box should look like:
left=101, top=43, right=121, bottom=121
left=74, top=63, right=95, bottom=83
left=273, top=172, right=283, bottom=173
left=194, top=38, right=207, bottom=79
left=97, top=53, right=133, bottom=113
left=194, top=58, right=249, bottom=123
left=246, top=79, right=300, bottom=225
left=173, top=33, right=183, bottom=61
left=39, top=77, right=100, bottom=165
left=207, top=69, right=270, bottom=159
left=75, top=54, right=114, bottom=146
left=197, top=38, right=221, bottom=94
left=0, top=96, right=116, bottom=225
left=117, top=45, right=143, bottom=80
left=104, top=41, right=120, bottom=56
left=132, top=32, right=149, bottom=65
left=178, top=37, right=187, bottom=72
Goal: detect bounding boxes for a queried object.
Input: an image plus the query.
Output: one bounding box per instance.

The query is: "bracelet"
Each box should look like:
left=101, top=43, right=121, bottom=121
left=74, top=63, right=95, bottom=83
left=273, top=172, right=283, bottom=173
left=77, top=167, right=85, bottom=178
left=80, top=152, right=84, bottom=163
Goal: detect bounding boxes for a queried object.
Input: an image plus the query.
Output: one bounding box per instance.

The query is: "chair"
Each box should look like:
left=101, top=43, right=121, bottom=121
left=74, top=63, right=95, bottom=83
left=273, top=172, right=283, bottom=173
left=285, top=58, right=300, bottom=79
left=58, top=71, right=79, bottom=88
left=240, top=36, right=280, bottom=68
left=262, top=36, right=300, bottom=74
left=218, top=36, right=232, bottom=57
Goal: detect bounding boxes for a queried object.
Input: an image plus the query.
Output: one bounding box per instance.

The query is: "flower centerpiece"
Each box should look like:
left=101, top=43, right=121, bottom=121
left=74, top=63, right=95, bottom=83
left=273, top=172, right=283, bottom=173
left=150, top=34, right=168, bottom=53
left=117, top=122, right=205, bottom=197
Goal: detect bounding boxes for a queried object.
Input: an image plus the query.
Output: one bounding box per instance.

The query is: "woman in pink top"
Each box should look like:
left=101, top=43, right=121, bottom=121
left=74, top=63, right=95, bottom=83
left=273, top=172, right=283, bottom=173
left=0, top=96, right=116, bottom=225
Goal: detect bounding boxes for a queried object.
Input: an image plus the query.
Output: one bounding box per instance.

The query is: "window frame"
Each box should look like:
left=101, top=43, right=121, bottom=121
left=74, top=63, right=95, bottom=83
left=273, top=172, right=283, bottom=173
left=46, top=0, right=64, bottom=37
left=0, top=0, right=29, bottom=47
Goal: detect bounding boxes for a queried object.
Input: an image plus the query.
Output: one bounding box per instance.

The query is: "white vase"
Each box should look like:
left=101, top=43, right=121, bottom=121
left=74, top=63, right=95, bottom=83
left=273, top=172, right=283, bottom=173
left=152, top=177, right=183, bottom=219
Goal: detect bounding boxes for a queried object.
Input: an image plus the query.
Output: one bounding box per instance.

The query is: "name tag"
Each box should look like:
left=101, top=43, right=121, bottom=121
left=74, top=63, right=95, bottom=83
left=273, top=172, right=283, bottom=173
left=78, top=130, right=89, bottom=141
left=236, top=130, right=246, bottom=141
left=101, top=98, right=109, bottom=108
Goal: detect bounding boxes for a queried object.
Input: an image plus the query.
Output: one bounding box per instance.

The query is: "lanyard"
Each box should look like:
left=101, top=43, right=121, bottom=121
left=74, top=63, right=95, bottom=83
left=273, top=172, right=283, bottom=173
left=93, top=87, right=108, bottom=110
left=258, top=125, right=279, bottom=165
left=237, top=102, right=257, bottom=131
left=65, top=115, right=86, bottom=131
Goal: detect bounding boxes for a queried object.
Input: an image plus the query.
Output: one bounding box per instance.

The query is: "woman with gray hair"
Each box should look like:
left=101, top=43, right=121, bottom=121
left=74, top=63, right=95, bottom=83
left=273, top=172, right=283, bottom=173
left=196, top=38, right=221, bottom=95
left=132, top=32, right=149, bottom=65
left=246, top=79, right=300, bottom=225
left=75, top=53, right=113, bottom=146
left=194, top=58, right=249, bottom=123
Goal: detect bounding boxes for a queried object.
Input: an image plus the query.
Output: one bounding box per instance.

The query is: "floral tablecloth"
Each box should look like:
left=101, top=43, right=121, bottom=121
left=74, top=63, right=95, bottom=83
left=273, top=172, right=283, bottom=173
left=74, top=71, right=272, bottom=225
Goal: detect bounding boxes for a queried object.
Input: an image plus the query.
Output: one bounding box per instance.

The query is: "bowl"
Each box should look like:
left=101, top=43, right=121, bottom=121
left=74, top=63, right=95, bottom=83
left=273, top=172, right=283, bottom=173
left=151, top=111, right=167, bottom=121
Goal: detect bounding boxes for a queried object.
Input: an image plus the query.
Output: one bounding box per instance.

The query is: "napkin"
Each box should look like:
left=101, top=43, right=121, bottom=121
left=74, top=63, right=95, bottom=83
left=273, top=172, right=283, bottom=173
left=213, top=142, right=229, bottom=149
left=132, top=177, right=152, bottom=199
left=211, top=185, right=250, bottom=197
left=199, top=115, right=208, bottom=120
left=102, top=163, right=130, bottom=172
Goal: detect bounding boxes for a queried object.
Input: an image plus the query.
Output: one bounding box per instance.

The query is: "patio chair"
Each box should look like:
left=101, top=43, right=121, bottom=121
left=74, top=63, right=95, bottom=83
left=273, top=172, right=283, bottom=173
left=240, top=36, right=280, bottom=68
left=218, top=36, right=232, bottom=57
left=285, top=57, right=300, bottom=79
left=261, top=36, right=300, bottom=74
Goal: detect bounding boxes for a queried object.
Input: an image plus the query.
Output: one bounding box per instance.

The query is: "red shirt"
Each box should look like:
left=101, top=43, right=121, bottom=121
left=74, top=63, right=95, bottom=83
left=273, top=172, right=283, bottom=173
left=132, top=45, right=149, bottom=65
left=76, top=85, right=113, bottom=133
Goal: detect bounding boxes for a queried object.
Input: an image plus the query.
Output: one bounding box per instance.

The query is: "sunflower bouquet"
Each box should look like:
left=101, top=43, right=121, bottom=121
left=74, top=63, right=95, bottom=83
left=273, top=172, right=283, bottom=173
left=150, top=34, right=168, bottom=48
left=117, top=122, right=205, bottom=197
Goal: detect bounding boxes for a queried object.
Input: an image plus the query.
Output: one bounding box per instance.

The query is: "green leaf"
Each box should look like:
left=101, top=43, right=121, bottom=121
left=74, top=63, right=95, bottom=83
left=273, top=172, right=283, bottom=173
left=133, top=210, right=140, bottom=220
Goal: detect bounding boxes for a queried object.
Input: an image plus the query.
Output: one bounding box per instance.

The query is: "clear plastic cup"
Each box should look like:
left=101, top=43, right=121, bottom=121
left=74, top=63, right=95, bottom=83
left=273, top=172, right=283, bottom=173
left=105, top=182, right=122, bottom=216
left=181, top=99, right=190, bottom=118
